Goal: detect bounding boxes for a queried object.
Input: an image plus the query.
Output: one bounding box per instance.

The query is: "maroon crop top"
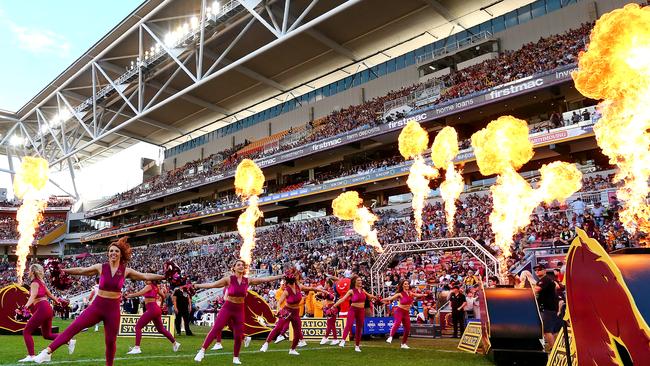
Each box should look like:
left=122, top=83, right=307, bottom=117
left=99, top=263, right=126, bottom=292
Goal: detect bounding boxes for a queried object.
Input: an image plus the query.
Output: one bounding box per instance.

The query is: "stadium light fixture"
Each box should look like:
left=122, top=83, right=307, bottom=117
left=40, top=124, right=49, bottom=134
left=10, top=135, right=24, bottom=146
left=213, top=1, right=220, bottom=15
left=190, top=16, right=199, bottom=29
left=164, top=32, right=175, bottom=47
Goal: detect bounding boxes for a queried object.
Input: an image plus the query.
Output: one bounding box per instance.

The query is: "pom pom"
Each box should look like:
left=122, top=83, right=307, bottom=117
left=45, top=259, right=73, bottom=291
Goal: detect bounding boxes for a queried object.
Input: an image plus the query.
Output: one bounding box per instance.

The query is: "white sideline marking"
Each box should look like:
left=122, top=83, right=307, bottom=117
left=2, top=343, right=462, bottom=365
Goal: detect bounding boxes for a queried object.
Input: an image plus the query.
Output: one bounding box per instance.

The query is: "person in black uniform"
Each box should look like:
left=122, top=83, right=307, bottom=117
left=534, top=264, right=562, bottom=349
left=448, top=285, right=467, bottom=338
left=173, top=287, right=193, bottom=336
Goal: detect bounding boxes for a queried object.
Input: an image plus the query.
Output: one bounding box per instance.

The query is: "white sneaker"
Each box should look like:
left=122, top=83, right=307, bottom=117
left=355, top=346, right=361, bottom=352
left=401, top=344, right=410, bottom=349
left=330, top=340, right=340, bottom=345
left=260, top=343, right=268, bottom=352
left=211, top=342, right=223, bottom=350
left=33, top=350, right=51, bottom=364
left=18, top=355, right=34, bottom=362
left=68, top=339, right=77, bottom=355
left=244, top=336, right=251, bottom=348
left=338, top=340, right=346, bottom=347
left=94, top=325, right=99, bottom=332
left=386, top=336, right=393, bottom=344
left=233, top=357, right=242, bottom=365
left=297, top=339, right=307, bottom=348
left=173, top=342, right=181, bottom=352
left=320, top=337, right=328, bottom=345
left=194, top=349, right=205, bottom=362
left=127, top=347, right=142, bottom=355
left=274, top=335, right=285, bottom=344
left=289, top=349, right=300, bottom=356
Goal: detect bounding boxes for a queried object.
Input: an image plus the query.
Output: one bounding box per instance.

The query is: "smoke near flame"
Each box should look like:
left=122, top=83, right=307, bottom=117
left=234, top=159, right=265, bottom=265
left=431, top=126, right=464, bottom=234
left=399, top=121, right=439, bottom=239
left=332, top=191, right=383, bottom=253
left=572, top=3, right=650, bottom=239
left=472, top=116, right=582, bottom=277
left=13, top=157, right=49, bottom=284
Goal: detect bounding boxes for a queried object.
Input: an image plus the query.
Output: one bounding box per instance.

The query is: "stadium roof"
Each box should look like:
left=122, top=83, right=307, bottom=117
left=0, top=0, right=536, bottom=173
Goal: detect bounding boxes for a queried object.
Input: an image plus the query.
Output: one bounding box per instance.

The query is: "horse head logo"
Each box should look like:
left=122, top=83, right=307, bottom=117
left=244, top=290, right=277, bottom=336
left=565, top=229, right=650, bottom=365
left=0, top=284, right=29, bottom=334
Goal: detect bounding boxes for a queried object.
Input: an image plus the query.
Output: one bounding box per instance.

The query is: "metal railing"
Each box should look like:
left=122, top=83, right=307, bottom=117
left=416, top=31, right=493, bottom=65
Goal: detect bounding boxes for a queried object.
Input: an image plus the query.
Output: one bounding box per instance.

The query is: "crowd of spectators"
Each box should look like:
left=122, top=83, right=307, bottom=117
left=96, top=23, right=594, bottom=210
left=0, top=196, right=74, bottom=208
left=0, top=215, right=66, bottom=241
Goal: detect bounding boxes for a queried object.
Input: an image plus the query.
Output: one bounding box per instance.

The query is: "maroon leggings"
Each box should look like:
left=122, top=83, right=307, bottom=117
left=342, top=307, right=365, bottom=346
left=266, top=307, right=302, bottom=349
left=135, top=302, right=176, bottom=346
left=202, top=301, right=244, bottom=356
left=324, top=313, right=338, bottom=340
left=24, top=301, right=59, bottom=356
left=215, top=318, right=246, bottom=343
left=390, top=307, right=411, bottom=344
left=49, top=296, right=120, bottom=366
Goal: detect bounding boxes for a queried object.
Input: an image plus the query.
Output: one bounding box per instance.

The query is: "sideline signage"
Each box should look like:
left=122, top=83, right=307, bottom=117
left=547, top=326, right=576, bottom=366
left=289, top=317, right=346, bottom=341
left=457, top=321, right=482, bottom=353
left=117, top=313, right=175, bottom=338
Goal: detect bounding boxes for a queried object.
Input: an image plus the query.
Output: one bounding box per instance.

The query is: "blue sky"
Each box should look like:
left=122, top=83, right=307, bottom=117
left=0, top=0, right=140, bottom=112
left=0, top=1, right=162, bottom=201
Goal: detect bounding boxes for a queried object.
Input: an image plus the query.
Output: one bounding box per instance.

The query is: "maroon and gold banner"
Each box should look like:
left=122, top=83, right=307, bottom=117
left=0, top=284, right=29, bottom=334
left=565, top=229, right=650, bottom=365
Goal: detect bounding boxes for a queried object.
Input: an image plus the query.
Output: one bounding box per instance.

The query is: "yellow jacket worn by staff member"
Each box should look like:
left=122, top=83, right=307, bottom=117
left=275, top=284, right=286, bottom=311
left=305, top=291, right=316, bottom=317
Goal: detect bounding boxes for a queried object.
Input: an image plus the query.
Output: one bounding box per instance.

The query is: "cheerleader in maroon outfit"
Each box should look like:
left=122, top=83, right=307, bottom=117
left=332, top=275, right=379, bottom=352
left=319, top=278, right=340, bottom=345
left=259, top=269, right=325, bottom=355
left=19, top=264, right=76, bottom=363
left=383, top=280, right=428, bottom=349
left=193, top=259, right=283, bottom=365
left=125, top=280, right=180, bottom=354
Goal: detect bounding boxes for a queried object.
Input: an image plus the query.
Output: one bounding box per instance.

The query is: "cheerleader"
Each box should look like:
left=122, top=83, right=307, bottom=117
left=383, top=279, right=428, bottom=348
left=193, top=259, right=283, bottom=364
left=19, top=264, right=76, bottom=362
left=259, top=269, right=325, bottom=355
left=34, top=237, right=164, bottom=365
left=319, top=278, right=340, bottom=345
left=125, top=280, right=180, bottom=354
left=332, top=275, right=379, bottom=352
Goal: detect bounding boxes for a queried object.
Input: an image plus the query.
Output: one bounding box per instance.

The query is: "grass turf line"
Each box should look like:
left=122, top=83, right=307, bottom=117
left=0, top=319, right=492, bottom=366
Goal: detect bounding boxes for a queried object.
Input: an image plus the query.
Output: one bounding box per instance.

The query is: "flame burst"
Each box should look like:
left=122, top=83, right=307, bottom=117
left=13, top=157, right=49, bottom=284
left=572, top=3, right=650, bottom=239
left=332, top=191, right=383, bottom=253
left=472, top=116, right=582, bottom=277
left=398, top=121, right=439, bottom=239
left=234, top=159, right=265, bottom=265
left=431, top=127, right=464, bottom=234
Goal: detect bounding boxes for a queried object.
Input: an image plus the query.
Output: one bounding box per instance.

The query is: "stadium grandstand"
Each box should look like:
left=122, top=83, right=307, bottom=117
left=0, top=1, right=648, bottom=365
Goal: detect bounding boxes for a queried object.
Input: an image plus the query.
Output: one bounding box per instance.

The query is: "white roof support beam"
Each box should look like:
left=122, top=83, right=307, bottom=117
left=203, top=49, right=288, bottom=92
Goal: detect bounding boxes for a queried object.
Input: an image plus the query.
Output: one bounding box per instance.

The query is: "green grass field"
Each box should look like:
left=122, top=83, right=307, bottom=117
left=1, top=319, right=492, bottom=366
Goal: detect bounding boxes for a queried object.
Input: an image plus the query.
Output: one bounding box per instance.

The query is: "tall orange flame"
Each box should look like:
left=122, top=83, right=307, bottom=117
left=472, top=116, right=582, bottom=277
left=572, top=3, right=650, bottom=239
left=398, top=121, right=438, bottom=240
left=234, top=159, right=265, bottom=265
left=332, top=191, right=383, bottom=253
left=13, top=157, right=49, bottom=284
left=431, top=126, right=464, bottom=234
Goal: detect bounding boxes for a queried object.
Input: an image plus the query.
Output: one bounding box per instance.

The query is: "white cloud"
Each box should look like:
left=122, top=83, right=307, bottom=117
left=0, top=8, right=71, bottom=58
left=8, top=23, right=71, bottom=58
